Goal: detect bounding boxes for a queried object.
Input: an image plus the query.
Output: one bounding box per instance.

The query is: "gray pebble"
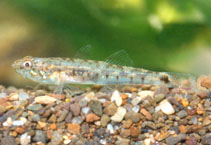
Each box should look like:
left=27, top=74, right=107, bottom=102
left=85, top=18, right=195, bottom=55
left=1, top=136, right=17, bottom=145
left=51, top=130, right=63, bottom=145
left=89, top=100, right=102, bottom=116
left=177, top=110, right=188, bottom=119
left=65, top=112, right=73, bottom=123
left=201, top=133, right=211, bottom=145
left=27, top=104, right=42, bottom=111
left=33, top=130, right=47, bottom=144
left=72, top=116, right=84, bottom=124
left=32, top=114, right=41, bottom=122
left=125, top=111, right=140, bottom=123
left=165, top=134, right=186, bottom=145
left=70, top=103, right=80, bottom=116
left=57, top=109, right=68, bottom=122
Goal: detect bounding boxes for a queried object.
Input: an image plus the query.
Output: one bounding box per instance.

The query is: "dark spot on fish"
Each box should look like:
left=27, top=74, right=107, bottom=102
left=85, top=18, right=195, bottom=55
left=130, top=76, right=133, bottom=81
left=160, top=75, right=170, bottom=83
left=116, top=75, right=119, bottom=80
left=72, top=69, right=76, bottom=76
left=106, top=74, right=109, bottom=79
left=141, top=77, right=145, bottom=82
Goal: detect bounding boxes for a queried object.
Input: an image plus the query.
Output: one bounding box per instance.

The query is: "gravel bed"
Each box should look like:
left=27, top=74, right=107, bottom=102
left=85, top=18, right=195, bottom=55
left=0, top=75, right=210, bottom=145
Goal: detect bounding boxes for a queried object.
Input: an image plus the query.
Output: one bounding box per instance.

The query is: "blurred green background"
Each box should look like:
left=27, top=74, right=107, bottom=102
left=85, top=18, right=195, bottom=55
left=0, top=0, right=210, bottom=87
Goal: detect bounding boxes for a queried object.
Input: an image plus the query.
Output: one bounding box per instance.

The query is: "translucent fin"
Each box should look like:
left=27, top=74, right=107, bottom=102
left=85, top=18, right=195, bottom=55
left=166, top=72, right=198, bottom=88
left=104, top=50, right=134, bottom=66
left=74, top=44, right=95, bottom=60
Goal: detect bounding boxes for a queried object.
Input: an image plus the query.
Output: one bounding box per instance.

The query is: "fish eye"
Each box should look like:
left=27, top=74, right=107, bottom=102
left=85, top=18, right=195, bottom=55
left=23, top=61, right=32, bottom=69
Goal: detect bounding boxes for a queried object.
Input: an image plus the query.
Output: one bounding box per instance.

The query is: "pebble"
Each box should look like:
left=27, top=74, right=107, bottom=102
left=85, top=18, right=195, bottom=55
left=86, top=113, right=100, bottom=122
left=154, top=94, right=165, bottom=103
left=177, top=110, right=188, bottom=119
left=32, top=130, right=47, bottom=144
left=67, top=123, right=80, bottom=134
left=103, top=103, right=117, bottom=116
left=9, top=93, right=19, bottom=101
left=1, top=136, right=17, bottom=145
left=51, top=130, right=63, bottom=145
left=165, top=134, right=186, bottom=145
left=57, top=109, right=68, bottom=122
left=111, top=90, right=122, bottom=106
left=78, top=98, right=88, bottom=107
left=131, top=96, right=141, bottom=106
left=106, top=123, right=114, bottom=134
left=34, top=95, right=56, bottom=104
left=122, top=119, right=133, bottom=128
left=12, top=120, right=25, bottom=126
left=120, top=129, right=130, bottom=138
left=100, top=114, right=110, bottom=127
left=159, top=99, right=175, bottom=115
left=201, top=133, right=211, bottom=145
left=89, top=100, right=102, bottom=116
left=32, top=114, right=41, bottom=122
left=19, top=92, right=29, bottom=101
left=70, top=103, right=81, bottom=116
left=125, top=111, right=140, bottom=123
left=111, top=107, right=127, bottom=122
left=48, top=114, right=57, bottom=123
left=140, top=108, right=152, bottom=120
left=132, top=105, right=140, bottom=112
left=72, top=116, right=84, bottom=124
left=130, top=126, right=140, bottom=137
left=27, top=104, right=42, bottom=111
left=65, top=112, right=73, bottom=123
left=82, top=107, right=90, bottom=115
left=185, top=136, right=197, bottom=145
left=0, top=92, right=7, bottom=98
left=138, top=90, right=154, bottom=100
left=20, top=133, right=31, bottom=145
left=0, top=105, right=6, bottom=113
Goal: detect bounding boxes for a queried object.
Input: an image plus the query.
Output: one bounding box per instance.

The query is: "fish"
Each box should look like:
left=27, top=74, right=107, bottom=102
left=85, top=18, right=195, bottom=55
left=12, top=56, right=177, bottom=87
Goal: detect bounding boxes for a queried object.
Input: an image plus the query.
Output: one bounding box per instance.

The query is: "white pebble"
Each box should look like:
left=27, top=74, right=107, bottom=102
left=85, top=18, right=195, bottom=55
left=111, top=107, right=126, bottom=122
left=100, top=139, right=107, bottom=144
left=19, top=92, right=29, bottom=101
left=82, top=107, right=90, bottom=115
left=3, top=117, right=13, bottom=127
left=132, top=105, right=140, bottom=113
left=111, top=90, right=122, bottom=106
left=159, top=99, right=175, bottom=115
left=106, top=124, right=114, bottom=134
left=98, top=98, right=107, bottom=103
left=34, top=96, right=56, bottom=104
left=131, top=97, right=141, bottom=106
left=144, top=138, right=151, bottom=145
left=0, top=93, right=7, bottom=98
left=9, top=93, right=19, bottom=101
left=138, top=91, right=154, bottom=100
left=20, top=133, right=31, bottom=145
left=12, top=120, right=24, bottom=126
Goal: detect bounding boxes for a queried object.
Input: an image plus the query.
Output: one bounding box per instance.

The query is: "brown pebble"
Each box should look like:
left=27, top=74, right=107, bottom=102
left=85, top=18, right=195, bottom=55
left=15, top=127, right=25, bottom=134
left=122, top=119, right=133, bottom=129
left=186, top=136, right=197, bottom=145
left=70, top=103, right=80, bottom=116
left=140, top=108, right=152, bottom=120
left=67, top=123, right=80, bottom=134
left=86, top=113, right=100, bottom=122
left=120, top=129, right=130, bottom=138
left=179, top=125, right=189, bottom=134
left=201, top=77, right=211, bottom=89
left=130, top=127, right=140, bottom=137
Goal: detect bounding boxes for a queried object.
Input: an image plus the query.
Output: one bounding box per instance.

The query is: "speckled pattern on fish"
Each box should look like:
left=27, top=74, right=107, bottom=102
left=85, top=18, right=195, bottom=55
left=12, top=56, right=172, bottom=86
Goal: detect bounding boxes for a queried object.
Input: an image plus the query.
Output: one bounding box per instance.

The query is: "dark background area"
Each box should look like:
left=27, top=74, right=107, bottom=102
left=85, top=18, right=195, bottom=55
left=0, top=0, right=210, bottom=87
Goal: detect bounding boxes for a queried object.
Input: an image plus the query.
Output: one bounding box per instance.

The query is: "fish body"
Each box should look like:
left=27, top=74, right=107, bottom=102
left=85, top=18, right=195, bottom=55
left=12, top=56, right=172, bottom=86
